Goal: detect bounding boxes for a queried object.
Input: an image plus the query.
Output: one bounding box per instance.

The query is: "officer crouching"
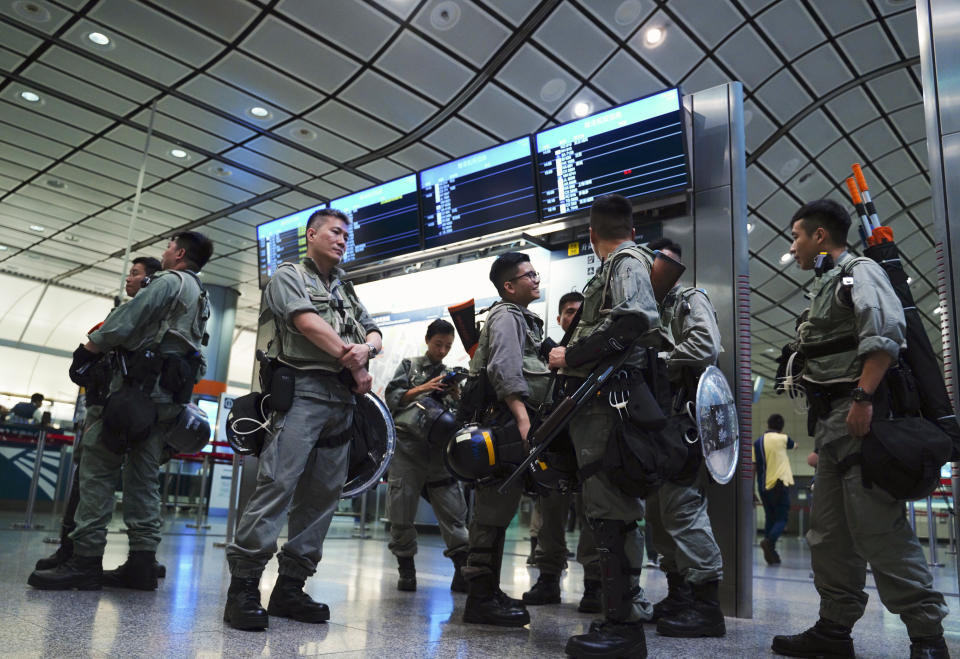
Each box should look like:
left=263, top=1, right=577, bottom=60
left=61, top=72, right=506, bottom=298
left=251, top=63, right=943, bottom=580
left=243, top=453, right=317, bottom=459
left=771, top=200, right=949, bottom=659
left=29, top=232, right=213, bottom=591
left=223, top=209, right=382, bottom=631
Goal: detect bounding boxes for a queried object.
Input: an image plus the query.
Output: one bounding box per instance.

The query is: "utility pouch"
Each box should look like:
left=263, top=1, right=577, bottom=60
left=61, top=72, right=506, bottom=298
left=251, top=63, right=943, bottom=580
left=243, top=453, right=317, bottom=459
left=456, top=370, right=493, bottom=425
left=806, top=390, right=831, bottom=437
left=625, top=374, right=667, bottom=431
left=886, top=360, right=921, bottom=417
left=160, top=353, right=200, bottom=405
left=269, top=366, right=296, bottom=413
left=102, top=380, right=157, bottom=454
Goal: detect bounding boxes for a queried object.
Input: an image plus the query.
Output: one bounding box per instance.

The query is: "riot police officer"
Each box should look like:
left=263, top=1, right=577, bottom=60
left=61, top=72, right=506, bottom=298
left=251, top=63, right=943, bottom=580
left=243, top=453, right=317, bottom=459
left=459, top=252, right=551, bottom=627
left=29, top=234, right=212, bottom=591
left=223, top=209, right=382, bottom=631
left=549, top=194, right=666, bottom=658
left=771, top=200, right=948, bottom=659
left=386, top=318, right=468, bottom=592
left=644, top=237, right=725, bottom=638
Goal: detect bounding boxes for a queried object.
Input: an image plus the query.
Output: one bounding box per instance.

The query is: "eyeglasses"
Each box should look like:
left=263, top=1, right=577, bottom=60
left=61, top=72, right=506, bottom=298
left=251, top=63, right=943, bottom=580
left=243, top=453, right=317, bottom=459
left=509, top=270, right=540, bottom=283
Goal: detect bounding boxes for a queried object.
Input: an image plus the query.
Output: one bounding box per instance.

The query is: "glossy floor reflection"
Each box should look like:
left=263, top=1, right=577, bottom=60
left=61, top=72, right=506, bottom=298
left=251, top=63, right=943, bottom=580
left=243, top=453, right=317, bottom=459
left=2, top=511, right=959, bottom=657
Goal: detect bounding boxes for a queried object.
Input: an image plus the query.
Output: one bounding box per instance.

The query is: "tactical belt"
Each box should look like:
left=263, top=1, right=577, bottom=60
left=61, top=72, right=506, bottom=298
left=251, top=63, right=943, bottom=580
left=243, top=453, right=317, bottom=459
left=805, top=381, right=855, bottom=400
left=799, top=335, right=858, bottom=359
left=426, top=476, right=458, bottom=489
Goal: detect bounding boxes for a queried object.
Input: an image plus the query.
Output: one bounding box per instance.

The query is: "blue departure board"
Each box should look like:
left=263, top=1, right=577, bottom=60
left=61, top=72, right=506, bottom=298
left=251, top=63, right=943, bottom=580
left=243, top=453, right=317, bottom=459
left=256, top=204, right=325, bottom=288
left=331, top=175, right=420, bottom=266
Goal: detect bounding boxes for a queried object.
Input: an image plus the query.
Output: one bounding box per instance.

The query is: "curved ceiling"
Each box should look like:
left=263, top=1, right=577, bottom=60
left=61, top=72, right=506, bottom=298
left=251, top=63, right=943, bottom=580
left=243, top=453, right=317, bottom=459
left=0, top=0, right=941, bottom=383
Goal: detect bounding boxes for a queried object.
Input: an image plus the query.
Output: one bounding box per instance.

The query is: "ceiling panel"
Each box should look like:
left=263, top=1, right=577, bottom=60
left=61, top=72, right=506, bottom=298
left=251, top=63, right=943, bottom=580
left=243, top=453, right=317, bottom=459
left=534, top=3, right=616, bottom=78
left=278, top=0, right=398, bottom=61
left=304, top=100, right=401, bottom=150
left=339, top=71, right=439, bottom=132
left=411, top=0, right=511, bottom=67
left=375, top=31, right=474, bottom=104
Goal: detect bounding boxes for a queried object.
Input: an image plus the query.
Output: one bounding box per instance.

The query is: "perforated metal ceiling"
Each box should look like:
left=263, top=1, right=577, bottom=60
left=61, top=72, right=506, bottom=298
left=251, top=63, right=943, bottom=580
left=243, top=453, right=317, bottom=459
left=0, top=0, right=939, bottom=380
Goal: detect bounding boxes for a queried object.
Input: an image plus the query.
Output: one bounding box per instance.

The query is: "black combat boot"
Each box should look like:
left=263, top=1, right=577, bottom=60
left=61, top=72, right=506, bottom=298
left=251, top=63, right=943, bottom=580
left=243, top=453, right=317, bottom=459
left=102, top=550, right=159, bottom=590
left=526, top=536, right=538, bottom=565
left=463, top=574, right=530, bottom=627
left=771, top=618, right=855, bottom=658
left=35, top=524, right=75, bottom=570
left=760, top=538, right=781, bottom=565
left=650, top=572, right=692, bottom=622
left=656, top=579, right=725, bottom=637
left=566, top=620, right=647, bottom=658
left=522, top=572, right=561, bottom=605
left=223, top=576, right=268, bottom=630
left=910, top=635, right=950, bottom=659
left=578, top=579, right=602, bottom=613
left=267, top=574, right=330, bottom=623
left=28, top=554, right=102, bottom=590
left=450, top=552, right=468, bottom=593
left=396, top=555, right=416, bottom=592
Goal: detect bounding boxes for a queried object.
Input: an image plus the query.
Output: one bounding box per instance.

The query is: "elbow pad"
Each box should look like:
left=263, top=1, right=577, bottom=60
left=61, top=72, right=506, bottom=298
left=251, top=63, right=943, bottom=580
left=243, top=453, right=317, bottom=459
left=565, top=315, right=648, bottom=368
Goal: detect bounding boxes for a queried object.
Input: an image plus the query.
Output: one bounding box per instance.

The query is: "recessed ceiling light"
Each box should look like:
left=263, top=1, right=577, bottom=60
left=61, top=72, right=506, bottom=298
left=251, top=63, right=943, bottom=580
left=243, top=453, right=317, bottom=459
left=87, top=31, right=111, bottom=46
left=573, top=101, right=593, bottom=118
left=45, top=178, right=67, bottom=189
left=63, top=234, right=80, bottom=243
left=540, top=78, right=567, bottom=103
left=290, top=126, right=317, bottom=141
left=0, top=244, right=7, bottom=251
left=906, top=276, right=913, bottom=284
left=13, top=1, right=51, bottom=22
left=933, top=304, right=943, bottom=314
left=209, top=165, right=232, bottom=178
left=644, top=26, right=665, bottom=47
left=29, top=224, right=45, bottom=232
left=19, top=90, right=41, bottom=103
left=170, top=148, right=188, bottom=159
left=614, top=0, right=644, bottom=26
left=430, top=0, right=461, bottom=30
left=780, top=252, right=793, bottom=264
left=247, top=106, right=271, bottom=119
left=746, top=222, right=755, bottom=234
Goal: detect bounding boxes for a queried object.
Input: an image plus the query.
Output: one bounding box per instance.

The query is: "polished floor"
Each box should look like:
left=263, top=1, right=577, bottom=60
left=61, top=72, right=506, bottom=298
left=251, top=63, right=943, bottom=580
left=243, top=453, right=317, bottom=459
left=2, top=510, right=959, bottom=658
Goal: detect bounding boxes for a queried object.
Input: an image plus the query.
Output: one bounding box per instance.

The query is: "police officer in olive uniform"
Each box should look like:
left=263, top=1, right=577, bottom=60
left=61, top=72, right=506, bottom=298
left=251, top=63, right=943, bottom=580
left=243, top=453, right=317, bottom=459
left=32, top=256, right=163, bottom=575
left=386, top=318, right=469, bottom=592
left=549, top=194, right=666, bottom=658
left=461, top=252, right=552, bottom=627
left=224, top=209, right=382, bottom=631
left=644, top=237, right=726, bottom=638
left=772, top=200, right=949, bottom=659
left=29, top=233, right=213, bottom=591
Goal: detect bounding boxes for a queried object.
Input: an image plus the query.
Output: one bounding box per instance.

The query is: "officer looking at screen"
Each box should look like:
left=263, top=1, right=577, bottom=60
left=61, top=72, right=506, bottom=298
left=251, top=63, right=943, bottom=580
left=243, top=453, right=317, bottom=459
left=28, top=234, right=212, bottom=592
left=223, top=208, right=382, bottom=631
left=386, top=318, right=469, bottom=593
left=771, top=199, right=949, bottom=659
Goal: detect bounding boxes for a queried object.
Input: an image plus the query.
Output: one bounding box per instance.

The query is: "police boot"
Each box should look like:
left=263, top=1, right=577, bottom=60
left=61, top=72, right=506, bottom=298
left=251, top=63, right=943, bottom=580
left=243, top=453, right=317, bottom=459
left=656, top=579, right=725, bottom=637
left=102, top=551, right=159, bottom=590
left=650, top=572, right=692, bottom=622
left=771, top=618, right=855, bottom=658
left=522, top=572, right=561, bottom=605
left=396, top=555, right=416, bottom=592
left=450, top=552, right=468, bottom=593
left=35, top=523, right=75, bottom=570
left=526, top=536, right=538, bottom=565
left=578, top=579, right=602, bottom=613
left=267, top=574, right=330, bottom=624
left=463, top=574, right=530, bottom=627
left=566, top=620, right=647, bottom=658
left=910, top=635, right=950, bottom=659
left=223, top=576, right=268, bottom=630
left=28, top=555, right=102, bottom=590
left=490, top=529, right=524, bottom=607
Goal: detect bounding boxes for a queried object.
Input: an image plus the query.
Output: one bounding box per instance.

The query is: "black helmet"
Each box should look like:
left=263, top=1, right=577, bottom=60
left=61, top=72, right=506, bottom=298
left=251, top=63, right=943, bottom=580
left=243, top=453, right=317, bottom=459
left=225, top=392, right=268, bottom=456
left=528, top=446, right=579, bottom=493
left=445, top=422, right=526, bottom=482
left=164, top=403, right=211, bottom=455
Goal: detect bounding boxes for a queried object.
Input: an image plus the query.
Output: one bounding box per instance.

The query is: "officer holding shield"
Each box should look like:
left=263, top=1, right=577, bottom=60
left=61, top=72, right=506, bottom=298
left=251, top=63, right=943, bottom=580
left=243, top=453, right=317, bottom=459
left=223, top=209, right=382, bottom=631
left=386, top=318, right=469, bottom=592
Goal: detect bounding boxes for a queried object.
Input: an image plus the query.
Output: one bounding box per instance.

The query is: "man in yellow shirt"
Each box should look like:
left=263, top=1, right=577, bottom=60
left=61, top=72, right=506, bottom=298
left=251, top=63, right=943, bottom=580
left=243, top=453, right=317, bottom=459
left=753, top=414, right=795, bottom=564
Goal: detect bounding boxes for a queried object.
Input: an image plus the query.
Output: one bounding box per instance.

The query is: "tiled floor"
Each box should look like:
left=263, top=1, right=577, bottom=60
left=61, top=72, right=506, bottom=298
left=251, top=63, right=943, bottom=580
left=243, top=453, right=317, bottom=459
left=2, top=510, right=959, bottom=658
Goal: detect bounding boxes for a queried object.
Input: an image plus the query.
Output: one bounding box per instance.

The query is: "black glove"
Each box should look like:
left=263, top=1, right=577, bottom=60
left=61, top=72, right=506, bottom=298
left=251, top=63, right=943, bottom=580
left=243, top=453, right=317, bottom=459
left=773, top=344, right=804, bottom=395
left=69, top=344, right=101, bottom=386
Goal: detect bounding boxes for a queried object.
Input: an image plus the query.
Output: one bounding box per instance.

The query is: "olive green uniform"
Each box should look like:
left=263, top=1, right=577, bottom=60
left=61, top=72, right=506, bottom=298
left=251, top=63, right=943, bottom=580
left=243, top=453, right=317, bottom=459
left=562, top=240, right=665, bottom=623
left=226, top=258, right=379, bottom=581
left=385, top=355, right=468, bottom=559
left=72, top=269, right=209, bottom=557
left=646, top=285, right=724, bottom=584
left=462, top=301, right=552, bottom=582
left=800, top=251, right=947, bottom=638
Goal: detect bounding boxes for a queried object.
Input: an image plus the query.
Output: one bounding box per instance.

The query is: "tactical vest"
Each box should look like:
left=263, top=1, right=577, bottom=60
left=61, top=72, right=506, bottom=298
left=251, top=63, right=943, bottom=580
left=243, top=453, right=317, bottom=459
left=391, top=355, right=449, bottom=435
left=660, top=285, right=699, bottom=339
left=469, top=301, right=551, bottom=407
left=261, top=260, right=369, bottom=372
left=798, top=254, right=873, bottom=383
left=147, top=270, right=210, bottom=357
left=564, top=243, right=657, bottom=378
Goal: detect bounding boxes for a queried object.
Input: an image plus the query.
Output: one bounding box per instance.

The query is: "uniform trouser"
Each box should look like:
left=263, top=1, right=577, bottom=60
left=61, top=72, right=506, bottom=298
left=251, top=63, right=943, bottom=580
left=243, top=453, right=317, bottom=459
left=570, top=399, right=650, bottom=621
left=226, top=395, right=353, bottom=581
left=645, top=467, right=723, bottom=584
left=387, top=433, right=468, bottom=558
left=461, top=477, right=522, bottom=583
left=529, top=496, right=543, bottom=537
left=808, top=401, right=948, bottom=638
left=537, top=490, right=600, bottom=580
left=71, top=403, right=180, bottom=556
left=761, top=480, right=790, bottom=547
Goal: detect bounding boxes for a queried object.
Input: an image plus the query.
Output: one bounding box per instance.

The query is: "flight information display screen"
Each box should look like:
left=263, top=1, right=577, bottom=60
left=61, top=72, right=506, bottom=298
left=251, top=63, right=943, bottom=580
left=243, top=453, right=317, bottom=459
left=331, top=175, right=420, bottom=266
left=256, top=203, right=325, bottom=288
left=535, top=88, right=688, bottom=219
left=420, top=137, right=538, bottom=249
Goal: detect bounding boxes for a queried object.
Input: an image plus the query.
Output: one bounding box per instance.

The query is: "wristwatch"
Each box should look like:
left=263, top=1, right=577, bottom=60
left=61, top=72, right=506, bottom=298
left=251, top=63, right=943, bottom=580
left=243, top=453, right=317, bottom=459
left=366, top=342, right=379, bottom=360
left=850, top=387, right=873, bottom=403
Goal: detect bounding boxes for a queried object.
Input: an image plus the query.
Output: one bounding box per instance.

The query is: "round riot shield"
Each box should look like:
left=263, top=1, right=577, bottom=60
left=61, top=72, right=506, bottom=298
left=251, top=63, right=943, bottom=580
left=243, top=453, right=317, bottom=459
left=695, top=365, right=740, bottom=485
left=341, top=392, right=396, bottom=499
